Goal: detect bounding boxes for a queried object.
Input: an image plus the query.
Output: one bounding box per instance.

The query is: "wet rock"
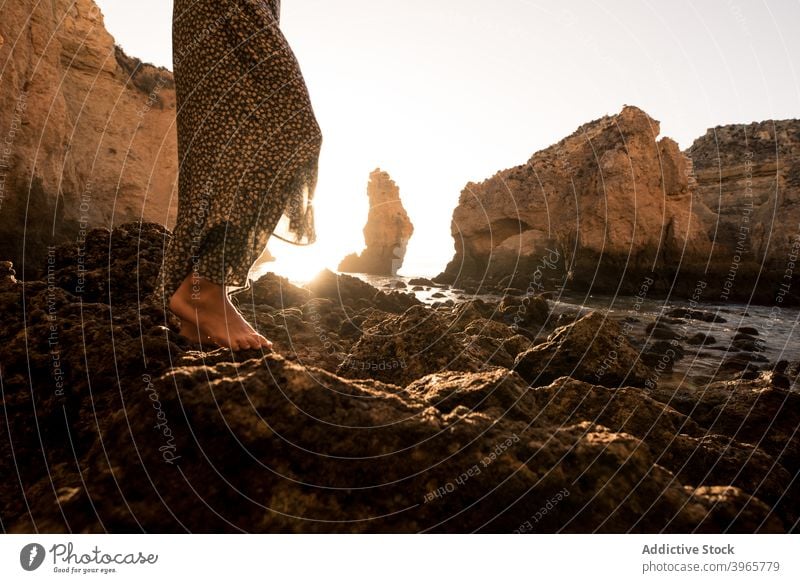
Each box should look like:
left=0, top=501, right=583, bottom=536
left=307, top=269, right=421, bottom=315
left=2, top=225, right=796, bottom=534
left=665, top=308, right=726, bottom=323
left=645, top=319, right=683, bottom=340
left=534, top=377, right=797, bottom=528
left=10, top=352, right=776, bottom=533
left=448, top=299, right=498, bottom=329
left=407, top=369, right=534, bottom=421
left=499, top=295, right=550, bottom=330
left=732, top=333, right=765, bottom=353
left=514, top=311, right=653, bottom=388
left=688, top=332, right=716, bottom=346
left=307, top=269, right=378, bottom=303
left=689, top=487, right=784, bottom=533
left=408, top=277, right=437, bottom=287
left=720, top=352, right=769, bottom=375
left=0, top=261, right=17, bottom=288
left=641, top=340, right=685, bottom=371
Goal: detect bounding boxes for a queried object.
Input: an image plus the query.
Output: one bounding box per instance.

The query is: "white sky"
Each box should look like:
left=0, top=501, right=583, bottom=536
left=96, top=0, right=800, bottom=279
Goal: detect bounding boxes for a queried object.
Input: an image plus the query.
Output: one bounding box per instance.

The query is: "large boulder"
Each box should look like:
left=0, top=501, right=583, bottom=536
left=338, top=305, right=489, bottom=385
left=514, top=311, right=652, bottom=387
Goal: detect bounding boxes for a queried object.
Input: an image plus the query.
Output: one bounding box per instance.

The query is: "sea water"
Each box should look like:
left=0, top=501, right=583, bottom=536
left=351, top=273, right=800, bottom=391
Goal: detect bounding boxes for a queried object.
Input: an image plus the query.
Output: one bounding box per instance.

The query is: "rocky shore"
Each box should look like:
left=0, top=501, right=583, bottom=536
left=1, top=223, right=797, bottom=533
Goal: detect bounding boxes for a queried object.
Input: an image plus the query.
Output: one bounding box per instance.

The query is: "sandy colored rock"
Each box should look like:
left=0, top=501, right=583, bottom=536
left=338, top=169, right=414, bottom=275
left=439, top=106, right=800, bottom=304
left=440, top=106, right=712, bottom=293
left=0, top=0, right=177, bottom=276
left=688, top=119, right=800, bottom=268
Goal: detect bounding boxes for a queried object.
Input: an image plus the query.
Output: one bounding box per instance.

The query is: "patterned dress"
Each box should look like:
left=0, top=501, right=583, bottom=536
left=153, top=0, right=321, bottom=302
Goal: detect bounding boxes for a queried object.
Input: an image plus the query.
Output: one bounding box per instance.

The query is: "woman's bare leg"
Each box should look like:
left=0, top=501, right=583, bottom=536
left=169, top=274, right=272, bottom=351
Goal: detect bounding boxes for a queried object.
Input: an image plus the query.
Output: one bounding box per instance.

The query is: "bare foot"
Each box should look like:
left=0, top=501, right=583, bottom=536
left=178, top=318, right=202, bottom=344
left=169, top=275, right=273, bottom=351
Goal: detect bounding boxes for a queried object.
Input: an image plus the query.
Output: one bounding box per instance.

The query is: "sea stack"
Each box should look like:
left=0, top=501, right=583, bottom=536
left=338, top=169, right=414, bottom=276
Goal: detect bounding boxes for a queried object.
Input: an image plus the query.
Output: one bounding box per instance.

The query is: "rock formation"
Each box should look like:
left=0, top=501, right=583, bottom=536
left=338, top=169, right=414, bottom=275
left=0, top=0, right=177, bottom=277
left=687, top=119, right=800, bottom=292
left=0, top=223, right=797, bottom=533
left=438, top=106, right=800, bottom=305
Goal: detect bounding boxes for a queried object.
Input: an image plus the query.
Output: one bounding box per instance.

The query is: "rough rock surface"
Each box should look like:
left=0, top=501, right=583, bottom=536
left=514, top=311, right=653, bottom=388
left=0, top=223, right=796, bottom=533
left=688, top=120, right=800, bottom=264
left=439, top=106, right=711, bottom=294
left=438, top=106, right=800, bottom=304
left=0, top=0, right=177, bottom=277
left=338, top=169, right=414, bottom=275
left=686, top=119, right=800, bottom=303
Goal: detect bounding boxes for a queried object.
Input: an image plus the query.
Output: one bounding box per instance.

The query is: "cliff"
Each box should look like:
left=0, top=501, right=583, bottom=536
left=438, top=106, right=800, bottom=304
left=0, top=0, right=177, bottom=277
left=687, top=119, right=800, bottom=270
left=338, top=169, right=414, bottom=275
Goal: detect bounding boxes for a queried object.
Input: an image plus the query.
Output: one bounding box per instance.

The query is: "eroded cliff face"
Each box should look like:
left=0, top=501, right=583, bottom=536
left=439, top=106, right=800, bottom=304
left=0, top=0, right=177, bottom=276
left=687, top=120, right=800, bottom=271
left=338, top=169, right=414, bottom=275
